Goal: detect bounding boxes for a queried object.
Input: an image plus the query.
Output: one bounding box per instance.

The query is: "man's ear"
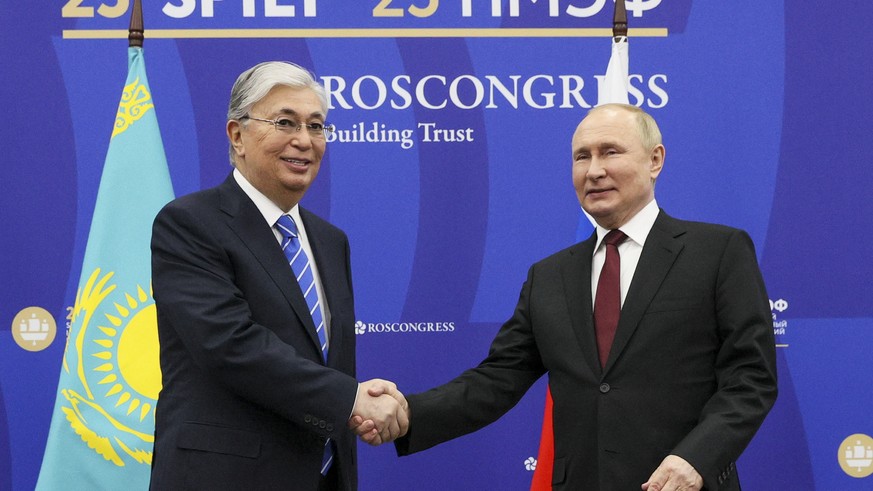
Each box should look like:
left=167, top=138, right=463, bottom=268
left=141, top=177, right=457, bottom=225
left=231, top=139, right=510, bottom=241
left=227, top=120, right=245, bottom=159
left=649, top=144, right=665, bottom=180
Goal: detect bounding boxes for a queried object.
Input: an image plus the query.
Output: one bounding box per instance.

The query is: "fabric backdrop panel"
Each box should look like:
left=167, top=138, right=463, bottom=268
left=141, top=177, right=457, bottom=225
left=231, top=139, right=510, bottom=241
left=2, top=2, right=872, bottom=490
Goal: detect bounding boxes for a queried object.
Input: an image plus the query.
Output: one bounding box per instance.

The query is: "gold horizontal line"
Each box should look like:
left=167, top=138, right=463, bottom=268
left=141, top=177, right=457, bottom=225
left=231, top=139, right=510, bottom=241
left=62, top=27, right=668, bottom=40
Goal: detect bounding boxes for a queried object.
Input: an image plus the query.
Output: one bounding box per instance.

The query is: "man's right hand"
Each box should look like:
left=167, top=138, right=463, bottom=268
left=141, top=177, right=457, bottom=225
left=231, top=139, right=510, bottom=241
left=348, top=379, right=409, bottom=445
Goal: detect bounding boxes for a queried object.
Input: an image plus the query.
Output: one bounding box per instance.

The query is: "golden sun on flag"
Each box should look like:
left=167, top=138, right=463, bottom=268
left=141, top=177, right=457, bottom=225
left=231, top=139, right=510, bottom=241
left=60, top=268, right=159, bottom=467
left=91, top=285, right=161, bottom=422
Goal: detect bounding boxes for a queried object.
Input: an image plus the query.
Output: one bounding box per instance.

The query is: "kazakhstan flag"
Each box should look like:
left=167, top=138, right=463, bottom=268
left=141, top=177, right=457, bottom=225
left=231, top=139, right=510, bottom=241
left=37, top=46, right=173, bottom=490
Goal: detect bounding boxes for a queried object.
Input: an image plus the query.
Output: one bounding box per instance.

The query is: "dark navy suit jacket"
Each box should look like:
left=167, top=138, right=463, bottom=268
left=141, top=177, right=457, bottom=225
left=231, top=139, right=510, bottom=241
left=150, top=174, right=359, bottom=490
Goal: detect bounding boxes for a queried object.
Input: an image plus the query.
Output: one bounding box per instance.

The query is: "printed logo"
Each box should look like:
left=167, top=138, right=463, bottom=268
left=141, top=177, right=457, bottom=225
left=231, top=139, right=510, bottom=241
left=525, top=456, right=538, bottom=471
left=625, top=0, right=662, bottom=18
left=770, top=298, right=789, bottom=313
left=355, top=320, right=456, bottom=335
left=770, top=297, right=789, bottom=345
left=839, top=434, right=873, bottom=478
left=355, top=321, right=367, bottom=335
left=60, top=268, right=159, bottom=467
left=11, top=306, right=57, bottom=352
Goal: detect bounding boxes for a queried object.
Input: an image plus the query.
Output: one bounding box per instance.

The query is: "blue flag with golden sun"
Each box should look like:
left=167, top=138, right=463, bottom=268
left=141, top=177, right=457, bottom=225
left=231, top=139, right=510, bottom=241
left=37, top=46, right=173, bottom=490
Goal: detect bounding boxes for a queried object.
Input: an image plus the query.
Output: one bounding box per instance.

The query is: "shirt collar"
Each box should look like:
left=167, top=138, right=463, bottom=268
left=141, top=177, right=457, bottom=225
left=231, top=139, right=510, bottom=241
left=594, top=199, right=660, bottom=251
left=233, top=168, right=302, bottom=228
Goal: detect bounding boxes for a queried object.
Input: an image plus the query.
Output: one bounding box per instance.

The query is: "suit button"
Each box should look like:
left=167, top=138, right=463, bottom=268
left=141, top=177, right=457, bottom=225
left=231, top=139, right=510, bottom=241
left=599, top=383, right=610, bottom=393
left=319, top=421, right=326, bottom=429
left=326, top=424, right=334, bottom=432
left=304, top=415, right=312, bottom=423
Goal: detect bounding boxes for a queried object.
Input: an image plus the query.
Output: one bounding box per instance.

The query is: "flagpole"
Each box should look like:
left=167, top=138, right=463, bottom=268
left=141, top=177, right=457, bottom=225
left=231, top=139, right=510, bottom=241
left=129, top=0, right=143, bottom=47
left=532, top=5, right=632, bottom=489
left=613, top=0, right=627, bottom=39
left=36, top=0, right=174, bottom=484
left=597, top=0, right=630, bottom=106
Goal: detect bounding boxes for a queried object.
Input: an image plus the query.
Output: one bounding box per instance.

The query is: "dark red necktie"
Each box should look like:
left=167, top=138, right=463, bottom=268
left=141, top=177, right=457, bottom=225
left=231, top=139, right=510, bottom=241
left=594, top=230, right=627, bottom=368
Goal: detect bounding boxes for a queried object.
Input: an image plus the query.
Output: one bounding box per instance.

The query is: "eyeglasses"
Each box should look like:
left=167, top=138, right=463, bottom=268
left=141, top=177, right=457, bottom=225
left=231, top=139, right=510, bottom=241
left=242, top=115, right=335, bottom=139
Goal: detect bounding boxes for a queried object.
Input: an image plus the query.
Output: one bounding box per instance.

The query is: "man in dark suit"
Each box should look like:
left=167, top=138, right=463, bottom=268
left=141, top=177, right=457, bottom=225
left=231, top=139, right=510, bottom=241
left=357, top=104, right=777, bottom=490
left=149, top=61, right=407, bottom=491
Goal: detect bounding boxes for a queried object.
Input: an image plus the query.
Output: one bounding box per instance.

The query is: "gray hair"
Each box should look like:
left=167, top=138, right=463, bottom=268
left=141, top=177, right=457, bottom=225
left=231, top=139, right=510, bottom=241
left=227, top=61, right=328, bottom=164
left=588, top=103, right=662, bottom=150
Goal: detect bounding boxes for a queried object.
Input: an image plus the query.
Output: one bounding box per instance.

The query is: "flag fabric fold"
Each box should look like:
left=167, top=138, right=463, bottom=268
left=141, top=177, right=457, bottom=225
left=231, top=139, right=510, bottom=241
left=37, top=46, right=174, bottom=490
left=599, top=37, right=630, bottom=106
left=529, top=386, right=555, bottom=490
left=530, top=34, right=629, bottom=491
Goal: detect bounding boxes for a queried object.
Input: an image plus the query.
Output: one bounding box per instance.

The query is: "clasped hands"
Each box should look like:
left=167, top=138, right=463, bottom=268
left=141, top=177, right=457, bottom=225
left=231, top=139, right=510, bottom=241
left=348, top=379, right=409, bottom=446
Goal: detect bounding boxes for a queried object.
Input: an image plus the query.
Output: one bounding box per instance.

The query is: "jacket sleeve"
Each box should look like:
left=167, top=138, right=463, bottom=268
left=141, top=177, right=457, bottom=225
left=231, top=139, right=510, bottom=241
left=672, top=229, right=778, bottom=490
left=397, top=265, right=547, bottom=455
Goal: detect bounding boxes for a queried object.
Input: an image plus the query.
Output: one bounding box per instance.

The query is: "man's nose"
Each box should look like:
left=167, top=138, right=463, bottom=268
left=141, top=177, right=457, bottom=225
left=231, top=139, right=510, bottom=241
left=289, top=128, right=312, bottom=148
left=587, top=157, right=607, bottom=179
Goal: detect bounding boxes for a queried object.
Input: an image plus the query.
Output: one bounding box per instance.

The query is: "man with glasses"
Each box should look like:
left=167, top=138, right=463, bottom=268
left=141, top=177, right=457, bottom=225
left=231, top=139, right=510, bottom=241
left=149, top=61, right=407, bottom=491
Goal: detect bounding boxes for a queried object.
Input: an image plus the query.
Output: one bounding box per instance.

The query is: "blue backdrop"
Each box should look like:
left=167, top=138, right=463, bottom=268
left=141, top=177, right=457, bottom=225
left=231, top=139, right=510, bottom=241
left=2, top=2, right=872, bottom=489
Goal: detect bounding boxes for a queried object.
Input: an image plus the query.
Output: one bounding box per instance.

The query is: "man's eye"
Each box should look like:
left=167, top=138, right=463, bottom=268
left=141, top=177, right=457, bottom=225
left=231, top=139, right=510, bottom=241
left=275, top=118, right=296, bottom=127
left=307, top=122, right=325, bottom=131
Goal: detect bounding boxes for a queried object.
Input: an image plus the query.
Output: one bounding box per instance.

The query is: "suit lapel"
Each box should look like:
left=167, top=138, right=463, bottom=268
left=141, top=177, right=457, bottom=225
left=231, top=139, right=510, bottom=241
left=603, top=211, right=685, bottom=374
left=562, top=231, right=602, bottom=377
left=217, top=175, right=324, bottom=358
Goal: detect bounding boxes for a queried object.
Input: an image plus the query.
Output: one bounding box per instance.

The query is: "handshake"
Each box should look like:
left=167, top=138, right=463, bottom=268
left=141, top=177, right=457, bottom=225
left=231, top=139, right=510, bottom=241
left=348, top=379, right=409, bottom=446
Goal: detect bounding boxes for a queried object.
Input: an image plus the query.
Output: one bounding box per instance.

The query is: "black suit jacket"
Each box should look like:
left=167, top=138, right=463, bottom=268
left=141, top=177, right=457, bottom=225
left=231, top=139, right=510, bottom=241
left=397, top=211, right=777, bottom=491
left=149, top=174, right=359, bottom=490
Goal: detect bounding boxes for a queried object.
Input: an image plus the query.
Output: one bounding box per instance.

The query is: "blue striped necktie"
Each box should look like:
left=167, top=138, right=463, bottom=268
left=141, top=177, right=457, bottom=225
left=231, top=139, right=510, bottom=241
left=275, top=214, right=333, bottom=475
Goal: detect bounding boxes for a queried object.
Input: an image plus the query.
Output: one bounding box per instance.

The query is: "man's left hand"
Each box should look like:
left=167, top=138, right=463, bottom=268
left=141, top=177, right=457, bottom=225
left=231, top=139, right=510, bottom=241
left=641, top=454, right=703, bottom=491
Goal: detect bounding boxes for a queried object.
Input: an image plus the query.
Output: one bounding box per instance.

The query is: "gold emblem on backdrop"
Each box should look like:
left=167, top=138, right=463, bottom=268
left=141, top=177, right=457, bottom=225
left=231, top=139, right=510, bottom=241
left=11, top=306, right=57, bottom=352
left=839, top=433, right=873, bottom=478
left=60, top=268, right=161, bottom=466
left=111, top=77, right=154, bottom=139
